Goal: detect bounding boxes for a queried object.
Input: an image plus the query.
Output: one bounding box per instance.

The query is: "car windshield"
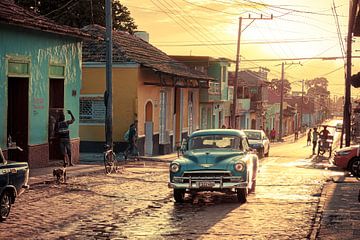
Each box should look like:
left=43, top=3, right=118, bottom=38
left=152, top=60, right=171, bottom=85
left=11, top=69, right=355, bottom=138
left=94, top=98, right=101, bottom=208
left=188, top=135, right=243, bottom=151
left=243, top=131, right=261, bottom=140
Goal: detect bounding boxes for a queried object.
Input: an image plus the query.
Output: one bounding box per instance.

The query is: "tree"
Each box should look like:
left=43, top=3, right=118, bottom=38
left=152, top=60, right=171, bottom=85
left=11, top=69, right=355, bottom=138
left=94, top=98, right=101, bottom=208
left=305, top=77, right=330, bottom=97
left=306, top=77, right=330, bottom=120
left=269, top=78, right=291, bottom=96
left=15, top=0, right=137, bottom=33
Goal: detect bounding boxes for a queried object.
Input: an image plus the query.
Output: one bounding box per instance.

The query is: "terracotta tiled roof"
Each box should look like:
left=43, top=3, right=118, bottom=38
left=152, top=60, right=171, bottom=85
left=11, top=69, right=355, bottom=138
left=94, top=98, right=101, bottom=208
left=0, top=0, right=88, bottom=39
left=82, top=24, right=211, bottom=80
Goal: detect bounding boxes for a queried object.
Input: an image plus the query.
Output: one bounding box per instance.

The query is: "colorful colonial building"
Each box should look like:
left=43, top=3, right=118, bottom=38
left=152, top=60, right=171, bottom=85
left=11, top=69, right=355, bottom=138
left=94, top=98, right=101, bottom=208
left=80, top=25, right=210, bottom=155
left=0, top=0, right=86, bottom=167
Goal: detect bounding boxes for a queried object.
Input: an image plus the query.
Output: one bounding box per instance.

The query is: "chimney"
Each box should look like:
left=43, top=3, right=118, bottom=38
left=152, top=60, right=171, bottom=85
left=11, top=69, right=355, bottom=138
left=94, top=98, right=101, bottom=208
left=134, top=31, right=149, bottom=42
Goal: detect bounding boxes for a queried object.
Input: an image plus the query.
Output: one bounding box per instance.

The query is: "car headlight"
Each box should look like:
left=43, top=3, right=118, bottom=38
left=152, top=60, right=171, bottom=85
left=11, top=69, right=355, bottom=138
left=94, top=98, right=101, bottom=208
left=234, top=162, right=245, bottom=172
left=337, top=151, right=351, bottom=156
left=170, top=163, right=180, bottom=173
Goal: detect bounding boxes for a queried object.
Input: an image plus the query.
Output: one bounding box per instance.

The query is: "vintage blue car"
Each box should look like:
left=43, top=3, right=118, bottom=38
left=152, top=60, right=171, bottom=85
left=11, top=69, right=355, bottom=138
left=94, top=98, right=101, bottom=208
left=0, top=147, right=29, bottom=221
left=168, top=129, right=259, bottom=203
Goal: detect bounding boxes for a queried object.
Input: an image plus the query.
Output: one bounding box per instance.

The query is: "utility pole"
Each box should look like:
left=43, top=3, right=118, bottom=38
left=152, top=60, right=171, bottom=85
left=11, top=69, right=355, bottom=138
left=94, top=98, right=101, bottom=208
left=278, top=62, right=285, bottom=141
left=105, top=0, right=113, bottom=147
left=231, top=14, right=273, bottom=129
left=344, top=0, right=357, bottom=147
left=277, top=62, right=302, bottom=141
left=300, top=79, right=304, bottom=132
left=231, top=17, right=242, bottom=129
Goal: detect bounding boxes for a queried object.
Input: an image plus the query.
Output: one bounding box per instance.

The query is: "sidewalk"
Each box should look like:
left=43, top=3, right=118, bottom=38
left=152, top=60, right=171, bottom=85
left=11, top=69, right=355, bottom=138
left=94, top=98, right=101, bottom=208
left=312, top=174, right=360, bottom=239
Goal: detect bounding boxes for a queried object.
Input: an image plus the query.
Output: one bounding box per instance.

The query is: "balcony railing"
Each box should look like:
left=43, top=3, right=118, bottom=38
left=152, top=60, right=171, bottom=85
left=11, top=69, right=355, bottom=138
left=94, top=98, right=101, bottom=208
left=208, top=82, right=221, bottom=95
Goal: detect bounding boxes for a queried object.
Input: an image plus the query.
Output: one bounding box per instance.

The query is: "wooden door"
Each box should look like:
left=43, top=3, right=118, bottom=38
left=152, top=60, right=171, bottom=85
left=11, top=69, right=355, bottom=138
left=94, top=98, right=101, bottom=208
left=7, top=77, right=29, bottom=162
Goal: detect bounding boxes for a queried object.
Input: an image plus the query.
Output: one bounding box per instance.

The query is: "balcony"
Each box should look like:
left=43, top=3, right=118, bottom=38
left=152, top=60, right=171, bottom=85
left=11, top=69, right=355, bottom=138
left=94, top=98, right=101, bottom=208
left=208, top=82, right=221, bottom=95
left=236, top=98, right=250, bottom=114
left=200, top=81, right=221, bottom=102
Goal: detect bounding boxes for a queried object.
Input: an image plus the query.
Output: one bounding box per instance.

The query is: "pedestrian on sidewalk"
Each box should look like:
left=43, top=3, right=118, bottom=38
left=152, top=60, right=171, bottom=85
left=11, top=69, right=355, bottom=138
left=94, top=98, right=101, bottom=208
left=270, top=128, right=276, bottom=142
left=312, top=127, right=319, bottom=155
left=307, top=128, right=312, bottom=146
left=294, top=130, right=299, bottom=141
left=125, top=120, right=139, bottom=158
left=56, top=110, right=75, bottom=167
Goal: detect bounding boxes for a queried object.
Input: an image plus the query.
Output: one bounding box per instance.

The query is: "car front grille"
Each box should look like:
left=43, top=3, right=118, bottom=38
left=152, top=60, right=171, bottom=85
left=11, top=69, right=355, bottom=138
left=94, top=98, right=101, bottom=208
left=182, top=171, right=232, bottom=183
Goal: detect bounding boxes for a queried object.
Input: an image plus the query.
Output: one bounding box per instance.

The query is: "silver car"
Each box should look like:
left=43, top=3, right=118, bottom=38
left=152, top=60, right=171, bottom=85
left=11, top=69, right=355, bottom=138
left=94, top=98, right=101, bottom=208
left=243, top=130, right=270, bottom=158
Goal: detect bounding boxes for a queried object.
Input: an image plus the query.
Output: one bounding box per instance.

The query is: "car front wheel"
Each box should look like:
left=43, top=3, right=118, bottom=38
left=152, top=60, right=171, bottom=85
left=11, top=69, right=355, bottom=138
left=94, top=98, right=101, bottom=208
left=173, top=189, right=185, bottom=203
left=0, top=191, right=12, bottom=222
left=236, top=188, right=248, bottom=203
left=349, top=158, right=360, bottom=176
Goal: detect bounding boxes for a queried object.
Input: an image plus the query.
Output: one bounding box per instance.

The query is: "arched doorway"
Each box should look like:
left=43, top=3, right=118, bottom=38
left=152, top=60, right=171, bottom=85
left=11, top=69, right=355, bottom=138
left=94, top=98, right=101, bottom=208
left=145, top=101, right=153, bottom=121
left=251, top=119, right=256, bottom=129
left=144, top=101, right=153, bottom=156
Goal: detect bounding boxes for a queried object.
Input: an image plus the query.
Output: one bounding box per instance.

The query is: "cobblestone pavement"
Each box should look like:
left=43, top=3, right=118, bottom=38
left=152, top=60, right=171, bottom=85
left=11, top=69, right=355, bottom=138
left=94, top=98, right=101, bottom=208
left=1, top=137, right=343, bottom=239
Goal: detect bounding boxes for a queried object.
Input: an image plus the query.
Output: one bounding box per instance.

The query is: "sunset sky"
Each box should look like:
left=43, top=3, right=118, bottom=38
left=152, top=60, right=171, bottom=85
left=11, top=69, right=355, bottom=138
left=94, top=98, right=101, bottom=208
left=121, top=0, right=360, bottom=98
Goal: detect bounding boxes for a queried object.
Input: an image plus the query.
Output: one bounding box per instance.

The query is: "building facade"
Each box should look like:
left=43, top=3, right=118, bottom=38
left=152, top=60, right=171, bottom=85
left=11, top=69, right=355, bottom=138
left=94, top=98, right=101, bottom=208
left=0, top=1, right=85, bottom=167
left=80, top=25, right=209, bottom=155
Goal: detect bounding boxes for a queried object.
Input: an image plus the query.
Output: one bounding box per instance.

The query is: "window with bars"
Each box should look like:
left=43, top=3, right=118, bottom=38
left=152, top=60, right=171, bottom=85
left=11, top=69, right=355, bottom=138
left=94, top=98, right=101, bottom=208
left=80, top=96, right=105, bottom=123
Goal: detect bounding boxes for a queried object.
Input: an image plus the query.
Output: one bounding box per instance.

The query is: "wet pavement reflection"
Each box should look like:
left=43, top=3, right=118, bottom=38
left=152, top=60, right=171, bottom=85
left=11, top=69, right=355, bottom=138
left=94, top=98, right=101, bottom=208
left=1, top=141, right=343, bottom=239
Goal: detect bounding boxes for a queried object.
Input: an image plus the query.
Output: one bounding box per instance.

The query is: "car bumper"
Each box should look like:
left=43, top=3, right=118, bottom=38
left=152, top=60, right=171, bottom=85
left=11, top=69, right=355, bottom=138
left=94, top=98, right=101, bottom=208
left=168, top=176, right=248, bottom=189
left=333, top=156, right=351, bottom=169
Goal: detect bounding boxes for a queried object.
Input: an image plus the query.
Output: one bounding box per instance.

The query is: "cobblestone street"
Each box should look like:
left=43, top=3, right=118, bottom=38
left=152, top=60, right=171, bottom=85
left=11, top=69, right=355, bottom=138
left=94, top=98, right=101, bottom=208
left=0, top=137, right=344, bottom=239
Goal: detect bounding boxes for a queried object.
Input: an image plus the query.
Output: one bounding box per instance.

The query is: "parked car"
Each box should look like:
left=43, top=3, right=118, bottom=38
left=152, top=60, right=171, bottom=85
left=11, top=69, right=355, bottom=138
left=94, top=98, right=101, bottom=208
left=243, top=129, right=270, bottom=158
left=0, top=147, right=29, bottom=221
left=168, top=129, right=259, bottom=203
left=333, top=145, right=360, bottom=175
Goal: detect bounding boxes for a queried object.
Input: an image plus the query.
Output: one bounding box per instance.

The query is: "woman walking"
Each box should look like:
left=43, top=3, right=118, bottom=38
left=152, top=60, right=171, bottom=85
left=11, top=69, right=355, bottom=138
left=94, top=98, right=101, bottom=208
left=307, top=129, right=312, bottom=146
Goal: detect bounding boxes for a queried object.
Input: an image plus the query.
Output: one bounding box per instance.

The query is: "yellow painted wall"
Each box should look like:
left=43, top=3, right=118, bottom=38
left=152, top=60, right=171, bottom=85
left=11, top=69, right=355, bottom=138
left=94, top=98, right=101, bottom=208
left=137, top=69, right=162, bottom=136
left=113, top=67, right=138, bottom=141
left=81, top=65, right=202, bottom=144
left=80, top=65, right=138, bottom=142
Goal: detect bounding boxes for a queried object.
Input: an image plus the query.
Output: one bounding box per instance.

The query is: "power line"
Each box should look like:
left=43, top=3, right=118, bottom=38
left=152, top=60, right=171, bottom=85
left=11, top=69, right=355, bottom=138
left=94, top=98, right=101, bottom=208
left=164, top=0, right=235, bottom=57
left=150, top=0, right=230, bottom=57
left=240, top=0, right=348, bottom=17
left=332, top=1, right=346, bottom=64
left=153, top=37, right=337, bottom=45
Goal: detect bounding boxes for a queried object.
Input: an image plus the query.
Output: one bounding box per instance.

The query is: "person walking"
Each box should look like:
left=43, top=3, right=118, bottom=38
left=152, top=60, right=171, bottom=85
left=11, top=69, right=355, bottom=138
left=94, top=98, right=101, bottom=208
left=307, top=129, right=312, bottom=146
left=270, top=128, right=276, bottom=142
left=312, top=127, right=319, bottom=155
left=125, top=120, right=138, bottom=158
left=294, top=129, right=299, bottom=141
left=56, top=110, right=75, bottom=167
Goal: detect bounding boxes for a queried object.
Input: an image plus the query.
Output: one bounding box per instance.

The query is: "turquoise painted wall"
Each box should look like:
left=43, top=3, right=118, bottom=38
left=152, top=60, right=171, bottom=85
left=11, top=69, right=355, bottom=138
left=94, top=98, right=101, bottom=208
left=0, top=24, right=82, bottom=148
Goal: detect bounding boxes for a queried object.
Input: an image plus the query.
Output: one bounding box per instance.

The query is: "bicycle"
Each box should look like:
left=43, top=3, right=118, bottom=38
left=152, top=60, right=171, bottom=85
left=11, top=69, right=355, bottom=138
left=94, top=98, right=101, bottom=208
left=103, top=144, right=121, bottom=174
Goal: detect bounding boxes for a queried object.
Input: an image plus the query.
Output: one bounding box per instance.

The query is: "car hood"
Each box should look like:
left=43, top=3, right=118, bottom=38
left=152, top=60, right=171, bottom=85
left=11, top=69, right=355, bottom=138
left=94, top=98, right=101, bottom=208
left=336, top=145, right=359, bottom=152
left=175, top=150, right=245, bottom=171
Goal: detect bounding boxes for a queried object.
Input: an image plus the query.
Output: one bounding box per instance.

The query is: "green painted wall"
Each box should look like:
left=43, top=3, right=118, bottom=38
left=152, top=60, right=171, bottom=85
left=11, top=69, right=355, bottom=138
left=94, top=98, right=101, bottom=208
left=0, top=24, right=82, bottom=148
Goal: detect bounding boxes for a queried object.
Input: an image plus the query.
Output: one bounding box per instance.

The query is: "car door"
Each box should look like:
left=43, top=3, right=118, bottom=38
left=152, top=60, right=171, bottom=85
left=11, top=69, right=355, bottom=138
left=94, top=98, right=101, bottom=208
left=0, top=154, right=9, bottom=191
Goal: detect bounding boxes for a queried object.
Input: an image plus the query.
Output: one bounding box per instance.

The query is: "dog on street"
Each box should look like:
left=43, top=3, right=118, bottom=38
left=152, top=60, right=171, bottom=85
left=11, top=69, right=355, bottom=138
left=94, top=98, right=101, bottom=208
left=53, top=167, right=66, bottom=184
